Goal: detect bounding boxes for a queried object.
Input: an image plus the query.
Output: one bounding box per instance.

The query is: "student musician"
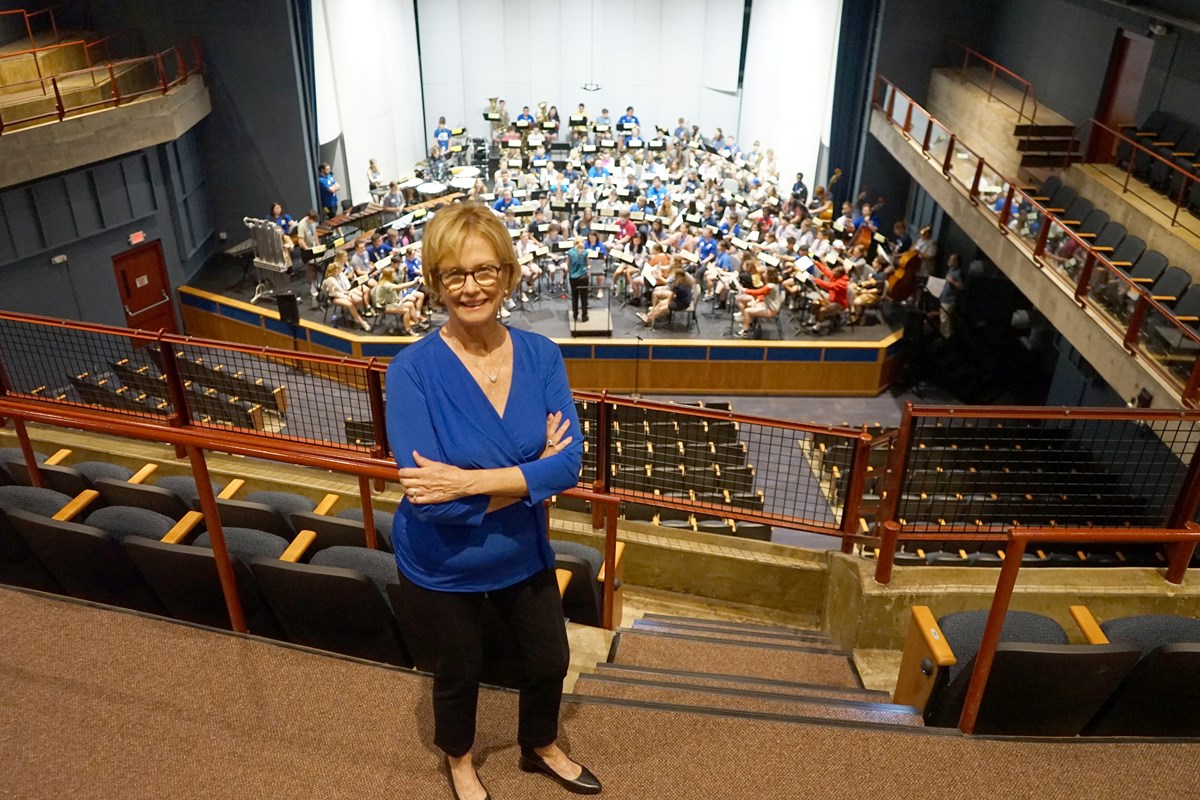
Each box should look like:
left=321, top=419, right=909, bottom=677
left=381, top=181, right=405, bottom=213
left=318, top=163, right=341, bottom=219
left=323, top=253, right=371, bottom=332
left=373, top=266, right=423, bottom=336
left=630, top=243, right=671, bottom=306
left=543, top=223, right=568, bottom=291
left=805, top=263, right=849, bottom=334
left=367, top=159, right=384, bottom=192
left=637, top=266, right=695, bottom=327
left=296, top=208, right=321, bottom=307
left=584, top=230, right=608, bottom=300
left=432, top=116, right=452, bottom=154
left=612, top=231, right=647, bottom=300
left=733, top=266, right=783, bottom=338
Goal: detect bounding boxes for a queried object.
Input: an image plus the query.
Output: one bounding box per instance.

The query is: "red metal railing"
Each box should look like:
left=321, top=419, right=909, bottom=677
left=1071, top=117, right=1200, bottom=232
left=82, top=28, right=140, bottom=69
left=958, top=524, right=1200, bottom=734
left=957, top=44, right=1039, bottom=127
left=873, top=74, right=1200, bottom=407
left=0, top=38, right=203, bottom=134
left=0, top=6, right=67, bottom=51
left=0, top=39, right=87, bottom=97
left=871, top=402, right=1200, bottom=585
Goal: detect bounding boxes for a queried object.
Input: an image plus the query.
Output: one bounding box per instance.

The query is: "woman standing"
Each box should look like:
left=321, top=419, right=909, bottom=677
left=386, top=202, right=601, bottom=800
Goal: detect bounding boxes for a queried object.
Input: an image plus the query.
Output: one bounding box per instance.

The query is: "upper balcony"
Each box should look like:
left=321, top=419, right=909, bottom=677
left=0, top=21, right=211, bottom=189
left=870, top=72, right=1200, bottom=410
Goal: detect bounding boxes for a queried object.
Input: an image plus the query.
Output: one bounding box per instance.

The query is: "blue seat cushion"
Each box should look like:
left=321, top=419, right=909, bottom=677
left=194, top=527, right=288, bottom=563
left=86, top=506, right=177, bottom=541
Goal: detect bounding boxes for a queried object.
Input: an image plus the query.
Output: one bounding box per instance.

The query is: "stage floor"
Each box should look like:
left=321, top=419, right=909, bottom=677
left=189, top=257, right=902, bottom=344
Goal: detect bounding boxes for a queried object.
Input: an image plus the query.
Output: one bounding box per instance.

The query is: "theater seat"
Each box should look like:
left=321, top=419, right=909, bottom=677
left=0, top=485, right=77, bottom=591
left=336, top=506, right=395, bottom=552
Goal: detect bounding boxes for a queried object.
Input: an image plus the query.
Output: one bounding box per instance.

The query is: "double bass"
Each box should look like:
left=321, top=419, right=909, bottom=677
left=817, top=168, right=842, bottom=222
left=886, top=248, right=922, bottom=302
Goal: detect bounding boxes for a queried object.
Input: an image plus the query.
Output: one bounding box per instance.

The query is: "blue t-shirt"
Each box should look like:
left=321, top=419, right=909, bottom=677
left=385, top=329, right=582, bottom=591
left=269, top=213, right=294, bottom=232
left=698, top=236, right=717, bottom=262
left=318, top=173, right=338, bottom=210
left=588, top=165, right=609, bottom=178
left=433, top=126, right=451, bottom=151
left=493, top=196, right=515, bottom=212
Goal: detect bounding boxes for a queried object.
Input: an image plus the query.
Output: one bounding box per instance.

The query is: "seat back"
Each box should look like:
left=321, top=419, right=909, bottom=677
left=250, top=558, right=411, bottom=667
left=1061, top=196, right=1093, bottom=223
left=216, top=498, right=294, bottom=539
left=94, top=478, right=193, bottom=520
left=554, top=553, right=602, bottom=626
left=290, top=511, right=378, bottom=554
left=1170, top=285, right=1200, bottom=320
left=6, top=509, right=164, bottom=613
left=1084, top=644, right=1200, bottom=736
left=1151, top=266, right=1190, bottom=302
left=0, top=506, right=61, bottom=591
left=122, top=536, right=282, bottom=636
left=1129, top=251, right=1168, bottom=284
left=1109, top=236, right=1146, bottom=269
left=1077, top=209, right=1109, bottom=236
left=1093, top=221, right=1127, bottom=251
left=1036, top=176, right=1061, bottom=199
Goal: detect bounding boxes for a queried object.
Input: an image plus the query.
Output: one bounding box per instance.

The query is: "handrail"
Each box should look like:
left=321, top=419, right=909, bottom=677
left=83, top=28, right=139, bottom=67
left=958, top=523, right=1200, bottom=734
left=1075, top=117, right=1200, bottom=229
left=872, top=74, right=1200, bottom=409
left=957, top=44, right=1039, bottom=126
left=0, top=37, right=86, bottom=64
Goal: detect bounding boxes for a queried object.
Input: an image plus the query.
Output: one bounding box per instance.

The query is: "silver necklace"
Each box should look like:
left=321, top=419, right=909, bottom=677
left=448, top=334, right=502, bottom=383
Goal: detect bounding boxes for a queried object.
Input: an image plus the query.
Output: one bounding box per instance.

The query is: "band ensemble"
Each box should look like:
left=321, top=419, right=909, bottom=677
left=256, top=97, right=948, bottom=340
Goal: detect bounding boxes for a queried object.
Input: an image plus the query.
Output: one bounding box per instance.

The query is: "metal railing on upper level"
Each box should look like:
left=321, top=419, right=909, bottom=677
left=0, top=37, right=203, bottom=134
left=957, top=44, right=1039, bottom=127
left=0, top=6, right=66, bottom=52
left=873, top=74, right=1200, bottom=408
left=1070, top=117, right=1200, bottom=232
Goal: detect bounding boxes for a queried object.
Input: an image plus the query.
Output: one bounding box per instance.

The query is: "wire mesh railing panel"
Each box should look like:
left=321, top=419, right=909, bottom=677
left=170, top=341, right=373, bottom=450
left=897, top=415, right=1200, bottom=529
left=604, top=401, right=845, bottom=530
left=575, top=397, right=599, bottom=486
left=0, top=317, right=172, bottom=419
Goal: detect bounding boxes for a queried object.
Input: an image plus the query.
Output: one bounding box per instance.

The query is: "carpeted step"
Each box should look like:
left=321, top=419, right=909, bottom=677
left=610, top=630, right=861, bottom=688
left=631, top=619, right=845, bottom=650
left=572, top=674, right=923, bottom=726
left=638, top=612, right=831, bottom=641
left=594, top=663, right=892, bottom=703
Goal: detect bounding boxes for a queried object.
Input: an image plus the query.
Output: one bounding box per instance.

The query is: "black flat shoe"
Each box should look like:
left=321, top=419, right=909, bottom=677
left=444, top=756, right=491, bottom=800
left=519, top=748, right=601, bottom=795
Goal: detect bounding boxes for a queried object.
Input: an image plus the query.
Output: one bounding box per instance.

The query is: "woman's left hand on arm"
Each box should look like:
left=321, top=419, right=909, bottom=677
left=398, top=451, right=469, bottom=504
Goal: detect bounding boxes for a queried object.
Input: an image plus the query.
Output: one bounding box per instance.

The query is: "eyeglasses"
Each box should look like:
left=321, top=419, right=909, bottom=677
left=441, top=264, right=502, bottom=291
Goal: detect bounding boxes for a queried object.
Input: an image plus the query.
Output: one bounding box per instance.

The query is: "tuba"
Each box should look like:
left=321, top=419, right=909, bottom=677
left=488, top=97, right=499, bottom=114
left=536, top=101, right=548, bottom=124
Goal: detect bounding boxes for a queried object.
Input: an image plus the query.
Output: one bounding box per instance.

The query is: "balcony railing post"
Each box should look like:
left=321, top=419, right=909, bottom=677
left=874, top=520, right=900, bottom=584
left=12, top=419, right=44, bottom=488
left=839, top=434, right=874, bottom=554
left=921, top=119, right=933, bottom=154
left=155, top=52, right=169, bottom=94
left=942, top=136, right=956, bottom=175
left=601, top=498, right=618, bottom=629
left=155, top=334, right=191, bottom=459
left=1123, top=140, right=1135, bottom=193
left=998, top=185, right=1015, bottom=232
left=108, top=62, right=121, bottom=106
left=358, top=476, right=378, bottom=550
left=174, top=46, right=186, bottom=85
left=959, top=532, right=1025, bottom=734
left=1173, top=174, right=1188, bottom=228
left=366, top=362, right=389, bottom=493
left=968, top=160, right=984, bottom=203
left=885, top=83, right=896, bottom=121
left=1033, top=217, right=1052, bottom=263
left=1183, top=353, right=1200, bottom=409
left=1165, top=522, right=1198, bottom=585
left=592, top=392, right=611, bottom=530
left=1075, top=251, right=1095, bottom=307
left=51, top=76, right=63, bottom=121
left=186, top=444, right=248, bottom=633
left=1124, top=295, right=1149, bottom=354
left=902, top=102, right=914, bottom=136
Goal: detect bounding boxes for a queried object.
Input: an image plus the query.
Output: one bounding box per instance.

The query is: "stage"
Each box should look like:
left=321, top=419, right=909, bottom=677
left=180, top=257, right=906, bottom=395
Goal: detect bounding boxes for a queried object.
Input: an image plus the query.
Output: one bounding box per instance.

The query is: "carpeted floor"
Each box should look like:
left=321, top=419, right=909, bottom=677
left=3, top=588, right=1200, bottom=799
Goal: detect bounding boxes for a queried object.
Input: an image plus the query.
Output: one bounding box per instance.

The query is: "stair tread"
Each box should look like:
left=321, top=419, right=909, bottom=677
left=612, top=630, right=861, bottom=688
left=594, top=662, right=893, bottom=701
left=573, top=674, right=923, bottom=726
left=639, top=612, right=829, bottom=639
left=631, top=619, right=843, bottom=650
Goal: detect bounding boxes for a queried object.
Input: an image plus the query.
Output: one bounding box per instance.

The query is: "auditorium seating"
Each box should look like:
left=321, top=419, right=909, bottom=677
left=0, top=483, right=80, bottom=591
left=895, top=606, right=1142, bottom=735
left=1114, top=111, right=1200, bottom=211
left=550, top=538, right=625, bottom=628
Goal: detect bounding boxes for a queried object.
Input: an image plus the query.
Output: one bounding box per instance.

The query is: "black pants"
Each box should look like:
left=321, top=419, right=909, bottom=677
left=570, top=275, right=589, bottom=320
left=393, top=568, right=570, bottom=758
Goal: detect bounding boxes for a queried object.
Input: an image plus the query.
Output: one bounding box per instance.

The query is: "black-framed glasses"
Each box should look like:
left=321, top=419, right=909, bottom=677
left=441, top=264, right=502, bottom=291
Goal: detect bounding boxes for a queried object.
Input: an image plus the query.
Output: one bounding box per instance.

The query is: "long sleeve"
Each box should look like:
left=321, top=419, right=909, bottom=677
left=517, top=342, right=582, bottom=506
left=385, top=359, right=490, bottom=527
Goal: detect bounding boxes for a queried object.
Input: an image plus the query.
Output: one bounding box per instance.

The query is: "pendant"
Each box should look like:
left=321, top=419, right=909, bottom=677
left=488, top=373, right=498, bottom=383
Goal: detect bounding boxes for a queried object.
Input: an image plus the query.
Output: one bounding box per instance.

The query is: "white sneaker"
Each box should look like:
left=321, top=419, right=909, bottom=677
left=359, top=318, right=372, bottom=332
left=500, top=306, right=511, bottom=319
left=309, top=283, right=319, bottom=298
left=733, top=311, right=743, bottom=321
left=521, top=291, right=529, bottom=302
left=506, top=298, right=517, bottom=310
left=596, top=289, right=604, bottom=299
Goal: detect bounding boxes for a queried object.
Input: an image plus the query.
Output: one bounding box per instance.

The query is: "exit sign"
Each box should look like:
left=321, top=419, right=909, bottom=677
left=128, top=231, right=146, bottom=245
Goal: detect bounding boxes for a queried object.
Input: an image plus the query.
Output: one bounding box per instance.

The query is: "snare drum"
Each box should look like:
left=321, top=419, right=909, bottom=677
left=400, top=177, right=424, bottom=204
left=451, top=165, right=480, bottom=179
left=450, top=176, right=476, bottom=191
left=417, top=182, right=448, bottom=201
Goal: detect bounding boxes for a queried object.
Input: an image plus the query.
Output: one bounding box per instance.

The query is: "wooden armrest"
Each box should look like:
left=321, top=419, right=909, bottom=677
left=1153, top=295, right=1179, bottom=302
left=217, top=479, right=245, bottom=499
left=556, top=568, right=572, bottom=596
left=1076, top=232, right=1097, bottom=238
left=128, top=463, right=159, bottom=485
left=893, top=605, right=956, bottom=710
left=280, top=529, right=317, bottom=563
left=1173, top=150, right=1197, bottom=158
left=1046, top=206, right=1065, bottom=213
left=596, top=540, right=626, bottom=583
left=313, top=494, right=340, bottom=516
left=1173, top=315, right=1198, bottom=322
left=1136, top=130, right=1156, bottom=137
left=1111, top=261, right=1133, bottom=267
left=1031, top=194, right=1050, bottom=202
left=54, top=489, right=101, bottom=521
left=161, top=510, right=205, bottom=544
left=1152, top=139, right=1175, bottom=147
left=1092, top=246, right=1114, bottom=252
left=1069, top=605, right=1109, bottom=645
left=1062, top=219, right=1082, bottom=226
left=1130, top=277, right=1154, bottom=283
left=44, top=448, right=72, bottom=466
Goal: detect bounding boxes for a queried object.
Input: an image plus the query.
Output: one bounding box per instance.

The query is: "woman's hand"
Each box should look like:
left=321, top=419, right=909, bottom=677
left=398, top=451, right=470, bottom=505
left=541, top=411, right=573, bottom=459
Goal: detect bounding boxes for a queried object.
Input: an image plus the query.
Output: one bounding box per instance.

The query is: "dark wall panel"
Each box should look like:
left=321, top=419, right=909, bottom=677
left=65, top=172, right=103, bottom=238
left=93, top=161, right=132, bottom=228
left=3, top=189, right=42, bottom=258
left=32, top=181, right=74, bottom=247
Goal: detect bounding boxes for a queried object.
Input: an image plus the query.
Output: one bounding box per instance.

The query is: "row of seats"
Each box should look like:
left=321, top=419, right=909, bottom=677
left=554, top=494, right=772, bottom=541
left=896, top=604, right=1200, bottom=736
left=1032, top=176, right=1199, bottom=374
left=871, top=541, right=1168, bottom=568
left=1119, top=110, right=1200, bottom=213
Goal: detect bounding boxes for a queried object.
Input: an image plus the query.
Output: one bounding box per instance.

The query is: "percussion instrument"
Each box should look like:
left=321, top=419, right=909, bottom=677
left=417, top=182, right=449, bottom=201
left=400, top=177, right=424, bottom=204
left=450, top=177, right=476, bottom=191
left=451, top=165, right=480, bottom=179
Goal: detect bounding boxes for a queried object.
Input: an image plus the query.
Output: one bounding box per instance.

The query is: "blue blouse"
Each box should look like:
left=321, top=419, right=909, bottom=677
left=385, top=327, right=582, bottom=592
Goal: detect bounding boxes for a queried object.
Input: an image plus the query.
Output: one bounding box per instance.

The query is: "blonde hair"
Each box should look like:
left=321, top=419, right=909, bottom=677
left=421, top=201, right=521, bottom=298
left=379, top=266, right=396, bottom=283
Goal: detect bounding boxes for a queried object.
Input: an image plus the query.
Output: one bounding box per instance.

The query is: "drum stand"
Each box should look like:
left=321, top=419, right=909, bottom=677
left=242, top=217, right=291, bottom=305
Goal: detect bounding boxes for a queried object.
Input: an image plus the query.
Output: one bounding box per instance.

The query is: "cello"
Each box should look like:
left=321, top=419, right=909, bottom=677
left=817, top=168, right=842, bottom=222
left=886, top=248, right=922, bottom=302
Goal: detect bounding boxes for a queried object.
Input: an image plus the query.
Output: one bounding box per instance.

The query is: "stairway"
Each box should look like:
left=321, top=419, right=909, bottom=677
left=572, top=613, right=923, bottom=729
left=1014, top=122, right=1082, bottom=169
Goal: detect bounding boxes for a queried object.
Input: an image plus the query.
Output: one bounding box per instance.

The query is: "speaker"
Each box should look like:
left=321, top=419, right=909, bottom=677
left=276, top=292, right=300, bottom=326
